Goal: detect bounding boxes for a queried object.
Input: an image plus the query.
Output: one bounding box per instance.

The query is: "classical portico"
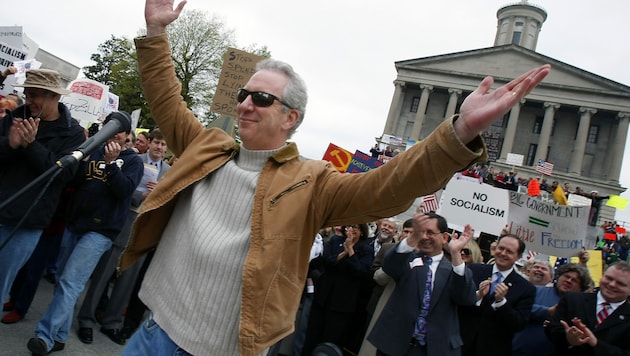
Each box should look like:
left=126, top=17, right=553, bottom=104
left=379, top=1, right=630, bottom=226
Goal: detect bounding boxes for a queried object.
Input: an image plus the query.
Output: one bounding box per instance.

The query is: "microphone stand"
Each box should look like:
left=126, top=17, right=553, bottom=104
left=0, top=162, right=68, bottom=252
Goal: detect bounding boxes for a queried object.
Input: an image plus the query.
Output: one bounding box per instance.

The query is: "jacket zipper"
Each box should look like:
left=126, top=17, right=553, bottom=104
left=270, top=180, right=308, bottom=207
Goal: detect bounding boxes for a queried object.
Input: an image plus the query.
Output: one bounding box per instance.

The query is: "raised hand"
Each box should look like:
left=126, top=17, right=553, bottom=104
left=448, top=224, right=473, bottom=266
left=449, top=224, right=473, bottom=252
left=455, top=64, right=551, bottom=144
left=145, top=0, right=187, bottom=36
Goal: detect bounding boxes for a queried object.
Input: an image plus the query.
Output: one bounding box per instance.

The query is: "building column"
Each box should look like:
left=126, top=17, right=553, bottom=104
left=534, top=102, right=560, bottom=164
left=568, top=107, right=597, bottom=174
left=409, top=84, right=433, bottom=140
left=607, top=112, right=630, bottom=182
left=383, top=80, right=406, bottom=135
left=444, top=88, right=462, bottom=118
left=500, top=99, right=525, bottom=160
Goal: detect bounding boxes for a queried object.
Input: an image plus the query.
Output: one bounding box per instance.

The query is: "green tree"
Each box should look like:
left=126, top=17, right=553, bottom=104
left=82, top=36, right=152, bottom=127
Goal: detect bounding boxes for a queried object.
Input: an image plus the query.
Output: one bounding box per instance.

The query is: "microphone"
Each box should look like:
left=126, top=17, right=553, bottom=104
left=56, top=111, right=132, bottom=168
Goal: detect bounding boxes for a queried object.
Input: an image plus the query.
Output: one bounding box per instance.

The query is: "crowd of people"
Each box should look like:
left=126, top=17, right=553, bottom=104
left=3, top=0, right=628, bottom=355
left=266, top=213, right=630, bottom=356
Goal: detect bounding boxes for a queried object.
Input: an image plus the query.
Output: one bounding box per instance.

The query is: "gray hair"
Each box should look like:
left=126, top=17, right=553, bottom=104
left=255, top=59, right=308, bottom=138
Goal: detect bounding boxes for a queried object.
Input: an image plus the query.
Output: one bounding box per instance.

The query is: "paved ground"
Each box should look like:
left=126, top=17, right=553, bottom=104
left=0, top=279, right=126, bottom=356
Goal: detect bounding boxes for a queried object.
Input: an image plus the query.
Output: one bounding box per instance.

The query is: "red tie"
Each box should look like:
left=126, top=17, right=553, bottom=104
left=596, top=302, right=610, bottom=327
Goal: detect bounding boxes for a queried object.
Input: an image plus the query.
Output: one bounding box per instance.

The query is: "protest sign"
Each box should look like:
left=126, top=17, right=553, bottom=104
left=322, top=143, right=353, bottom=173
left=60, top=78, right=109, bottom=128
left=212, top=48, right=264, bottom=117
left=506, top=191, right=589, bottom=256
left=438, top=176, right=509, bottom=236
left=346, top=150, right=383, bottom=173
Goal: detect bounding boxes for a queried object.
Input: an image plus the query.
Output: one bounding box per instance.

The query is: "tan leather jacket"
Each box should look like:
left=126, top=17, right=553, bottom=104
left=120, top=34, right=487, bottom=355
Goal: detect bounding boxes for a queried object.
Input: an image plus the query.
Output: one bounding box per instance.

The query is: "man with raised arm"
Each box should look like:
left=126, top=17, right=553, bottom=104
left=118, top=1, right=551, bottom=355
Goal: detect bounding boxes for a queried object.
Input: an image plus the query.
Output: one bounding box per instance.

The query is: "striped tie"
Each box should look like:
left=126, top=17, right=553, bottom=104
left=596, top=302, right=610, bottom=327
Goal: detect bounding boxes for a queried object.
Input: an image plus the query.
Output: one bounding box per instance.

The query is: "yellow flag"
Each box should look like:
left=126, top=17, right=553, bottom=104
left=553, top=185, right=568, bottom=205
left=606, top=195, right=629, bottom=210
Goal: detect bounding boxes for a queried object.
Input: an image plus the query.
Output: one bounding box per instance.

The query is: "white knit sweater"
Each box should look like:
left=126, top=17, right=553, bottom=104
left=139, top=146, right=279, bottom=355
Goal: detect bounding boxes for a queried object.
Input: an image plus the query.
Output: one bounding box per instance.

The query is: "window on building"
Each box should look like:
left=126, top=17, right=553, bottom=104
left=515, top=21, right=524, bottom=27
left=587, top=125, right=599, bottom=143
left=533, top=116, right=556, bottom=136
left=533, top=116, right=543, bottom=133
left=492, top=113, right=508, bottom=128
left=526, top=144, right=537, bottom=166
left=512, top=31, right=522, bottom=45
left=410, top=97, right=420, bottom=113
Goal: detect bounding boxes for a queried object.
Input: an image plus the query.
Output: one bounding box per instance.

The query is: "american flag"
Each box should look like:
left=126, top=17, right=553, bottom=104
left=553, top=257, right=568, bottom=274
left=420, top=194, right=440, bottom=212
left=526, top=250, right=539, bottom=260
left=535, top=160, right=554, bottom=176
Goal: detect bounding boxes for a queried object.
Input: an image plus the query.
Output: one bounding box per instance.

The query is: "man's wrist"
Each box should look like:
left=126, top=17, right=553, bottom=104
left=146, top=25, right=167, bottom=37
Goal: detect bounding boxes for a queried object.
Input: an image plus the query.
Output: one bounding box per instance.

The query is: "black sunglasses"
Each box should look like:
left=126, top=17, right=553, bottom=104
left=236, top=88, right=294, bottom=109
left=460, top=248, right=471, bottom=256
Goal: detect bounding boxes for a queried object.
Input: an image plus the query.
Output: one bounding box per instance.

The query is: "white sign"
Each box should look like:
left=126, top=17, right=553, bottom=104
left=130, top=109, right=141, bottom=132
left=568, top=194, right=591, bottom=207
left=438, top=176, right=510, bottom=236
left=104, top=92, right=119, bottom=115
left=13, top=59, right=41, bottom=78
left=60, top=78, right=109, bottom=128
left=0, top=26, right=25, bottom=90
left=506, top=191, right=588, bottom=257
left=506, top=153, right=524, bottom=166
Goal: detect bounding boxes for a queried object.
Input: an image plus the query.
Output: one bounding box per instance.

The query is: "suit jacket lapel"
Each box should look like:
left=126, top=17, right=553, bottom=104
left=429, top=258, right=450, bottom=310
left=582, top=293, right=598, bottom=329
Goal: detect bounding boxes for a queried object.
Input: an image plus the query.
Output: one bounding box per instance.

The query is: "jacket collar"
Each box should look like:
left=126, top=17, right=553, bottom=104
left=270, top=142, right=300, bottom=163
left=229, top=141, right=300, bottom=164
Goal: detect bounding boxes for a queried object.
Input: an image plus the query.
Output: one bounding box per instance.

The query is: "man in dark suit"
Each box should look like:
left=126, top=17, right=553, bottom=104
left=546, top=261, right=630, bottom=355
left=368, top=211, right=477, bottom=356
left=459, top=234, right=535, bottom=356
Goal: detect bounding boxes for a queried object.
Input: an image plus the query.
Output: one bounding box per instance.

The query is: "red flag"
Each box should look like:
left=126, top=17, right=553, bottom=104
left=604, top=232, right=617, bottom=241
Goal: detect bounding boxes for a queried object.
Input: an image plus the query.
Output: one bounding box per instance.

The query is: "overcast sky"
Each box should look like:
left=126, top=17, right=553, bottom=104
left=3, top=0, right=630, bottom=222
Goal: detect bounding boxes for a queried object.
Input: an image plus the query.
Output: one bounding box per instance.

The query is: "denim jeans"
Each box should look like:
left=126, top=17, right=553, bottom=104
left=34, top=229, right=112, bottom=350
left=9, top=229, right=64, bottom=316
left=123, top=315, right=193, bottom=356
left=0, top=225, right=43, bottom=304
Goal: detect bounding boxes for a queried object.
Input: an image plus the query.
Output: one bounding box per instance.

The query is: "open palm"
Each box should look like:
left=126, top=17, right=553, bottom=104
left=455, top=64, right=551, bottom=144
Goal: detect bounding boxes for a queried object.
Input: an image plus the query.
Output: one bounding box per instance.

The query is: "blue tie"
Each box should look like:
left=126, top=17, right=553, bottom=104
left=413, top=256, right=433, bottom=346
left=490, top=271, right=503, bottom=295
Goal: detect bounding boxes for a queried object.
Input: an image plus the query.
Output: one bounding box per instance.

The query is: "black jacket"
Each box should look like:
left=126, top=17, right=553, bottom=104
left=65, top=147, right=143, bottom=239
left=0, top=104, right=85, bottom=228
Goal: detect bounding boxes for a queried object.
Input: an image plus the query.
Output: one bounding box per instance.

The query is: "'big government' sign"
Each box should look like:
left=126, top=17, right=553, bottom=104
left=507, top=192, right=588, bottom=256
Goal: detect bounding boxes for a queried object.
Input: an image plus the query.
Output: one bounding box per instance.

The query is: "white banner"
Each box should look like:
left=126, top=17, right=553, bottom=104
left=568, top=193, right=591, bottom=207
left=0, top=41, right=27, bottom=96
left=438, top=176, right=510, bottom=236
left=506, top=192, right=588, bottom=256
left=506, top=153, right=524, bottom=166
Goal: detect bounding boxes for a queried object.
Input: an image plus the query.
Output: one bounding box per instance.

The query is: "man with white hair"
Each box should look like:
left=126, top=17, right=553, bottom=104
left=116, top=1, right=550, bottom=355
left=372, top=217, right=399, bottom=256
